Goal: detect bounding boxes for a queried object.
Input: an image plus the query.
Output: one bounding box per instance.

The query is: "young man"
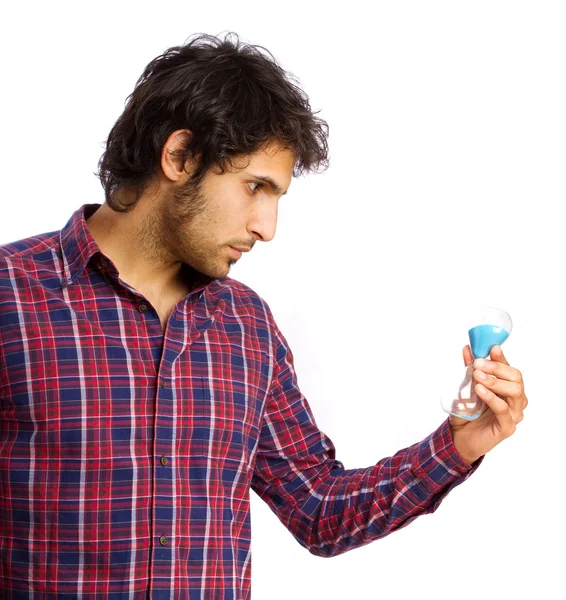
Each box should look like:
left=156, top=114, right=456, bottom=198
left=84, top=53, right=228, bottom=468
left=0, top=33, right=527, bottom=598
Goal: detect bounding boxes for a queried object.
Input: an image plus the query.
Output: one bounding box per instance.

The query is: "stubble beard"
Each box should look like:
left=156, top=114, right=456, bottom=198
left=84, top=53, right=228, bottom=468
left=159, top=176, right=231, bottom=279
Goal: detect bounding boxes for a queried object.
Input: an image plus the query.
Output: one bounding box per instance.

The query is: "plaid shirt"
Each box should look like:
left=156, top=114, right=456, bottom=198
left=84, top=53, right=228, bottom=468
left=0, top=204, right=481, bottom=598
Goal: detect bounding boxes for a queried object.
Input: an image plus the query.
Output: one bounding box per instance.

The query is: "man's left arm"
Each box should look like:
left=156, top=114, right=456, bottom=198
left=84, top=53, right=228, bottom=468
left=251, top=328, right=526, bottom=558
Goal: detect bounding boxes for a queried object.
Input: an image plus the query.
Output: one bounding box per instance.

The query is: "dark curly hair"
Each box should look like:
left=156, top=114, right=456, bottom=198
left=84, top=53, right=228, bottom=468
left=96, top=32, right=330, bottom=212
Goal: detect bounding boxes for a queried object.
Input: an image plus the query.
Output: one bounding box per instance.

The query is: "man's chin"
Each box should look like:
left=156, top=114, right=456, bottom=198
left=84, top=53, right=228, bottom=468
left=199, top=261, right=234, bottom=280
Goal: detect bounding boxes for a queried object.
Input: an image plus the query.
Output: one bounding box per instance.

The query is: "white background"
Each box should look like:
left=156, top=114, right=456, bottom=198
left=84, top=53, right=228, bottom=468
left=1, top=1, right=564, bottom=598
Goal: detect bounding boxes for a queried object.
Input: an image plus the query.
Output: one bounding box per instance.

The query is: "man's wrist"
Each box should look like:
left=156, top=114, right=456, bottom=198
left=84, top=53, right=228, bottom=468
left=450, top=426, right=481, bottom=466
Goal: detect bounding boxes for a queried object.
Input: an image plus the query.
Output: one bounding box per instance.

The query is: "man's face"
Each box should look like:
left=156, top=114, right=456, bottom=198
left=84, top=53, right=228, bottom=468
left=158, top=141, right=295, bottom=280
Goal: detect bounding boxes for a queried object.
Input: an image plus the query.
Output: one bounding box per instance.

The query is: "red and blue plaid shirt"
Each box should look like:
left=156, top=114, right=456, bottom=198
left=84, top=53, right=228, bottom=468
left=0, top=204, right=481, bottom=598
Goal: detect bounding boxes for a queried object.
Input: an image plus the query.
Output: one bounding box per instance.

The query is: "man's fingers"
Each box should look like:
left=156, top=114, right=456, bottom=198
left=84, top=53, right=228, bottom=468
left=472, top=371, right=524, bottom=399
left=462, top=344, right=473, bottom=367
left=472, top=358, right=523, bottom=384
left=474, top=383, right=516, bottom=436
left=490, top=345, right=509, bottom=365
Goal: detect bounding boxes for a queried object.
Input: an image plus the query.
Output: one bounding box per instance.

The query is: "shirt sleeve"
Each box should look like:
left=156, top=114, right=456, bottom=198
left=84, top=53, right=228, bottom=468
left=251, top=324, right=483, bottom=558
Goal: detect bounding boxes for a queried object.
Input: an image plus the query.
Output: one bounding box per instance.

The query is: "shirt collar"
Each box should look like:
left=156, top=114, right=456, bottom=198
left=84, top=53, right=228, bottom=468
left=59, top=203, right=220, bottom=308
left=60, top=203, right=105, bottom=288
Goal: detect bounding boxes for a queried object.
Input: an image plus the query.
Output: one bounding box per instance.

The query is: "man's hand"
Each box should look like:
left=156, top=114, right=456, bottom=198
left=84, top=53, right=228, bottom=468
left=449, top=344, right=528, bottom=465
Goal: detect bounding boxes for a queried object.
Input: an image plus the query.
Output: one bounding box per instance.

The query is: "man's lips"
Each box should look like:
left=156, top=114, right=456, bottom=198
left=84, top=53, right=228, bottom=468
left=229, top=246, right=251, bottom=259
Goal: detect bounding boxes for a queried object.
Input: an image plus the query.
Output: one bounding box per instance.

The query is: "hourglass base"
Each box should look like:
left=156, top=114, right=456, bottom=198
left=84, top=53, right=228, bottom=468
left=440, top=366, right=487, bottom=420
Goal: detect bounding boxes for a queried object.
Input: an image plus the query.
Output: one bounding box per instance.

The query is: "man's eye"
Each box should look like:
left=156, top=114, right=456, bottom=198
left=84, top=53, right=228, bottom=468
left=248, top=182, right=262, bottom=193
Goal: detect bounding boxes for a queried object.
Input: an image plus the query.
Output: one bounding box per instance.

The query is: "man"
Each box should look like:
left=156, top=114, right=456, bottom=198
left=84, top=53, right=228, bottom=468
left=0, top=33, right=527, bottom=598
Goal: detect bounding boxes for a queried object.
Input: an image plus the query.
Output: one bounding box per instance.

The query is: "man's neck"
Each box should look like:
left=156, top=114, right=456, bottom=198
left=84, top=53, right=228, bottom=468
left=85, top=202, right=187, bottom=294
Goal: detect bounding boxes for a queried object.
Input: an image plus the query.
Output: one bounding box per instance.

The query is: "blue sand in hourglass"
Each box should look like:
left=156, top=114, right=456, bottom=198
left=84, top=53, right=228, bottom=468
left=468, top=324, right=510, bottom=358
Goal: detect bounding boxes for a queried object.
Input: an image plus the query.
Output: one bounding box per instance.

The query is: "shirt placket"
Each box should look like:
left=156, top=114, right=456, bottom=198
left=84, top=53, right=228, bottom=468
left=149, top=309, right=180, bottom=595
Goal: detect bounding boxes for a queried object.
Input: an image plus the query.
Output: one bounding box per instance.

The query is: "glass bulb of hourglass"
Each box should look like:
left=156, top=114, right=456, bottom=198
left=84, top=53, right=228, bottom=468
left=440, top=306, right=512, bottom=420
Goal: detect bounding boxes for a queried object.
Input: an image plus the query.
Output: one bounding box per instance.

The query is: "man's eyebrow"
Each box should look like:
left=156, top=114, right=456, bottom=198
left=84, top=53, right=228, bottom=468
left=246, top=173, right=288, bottom=196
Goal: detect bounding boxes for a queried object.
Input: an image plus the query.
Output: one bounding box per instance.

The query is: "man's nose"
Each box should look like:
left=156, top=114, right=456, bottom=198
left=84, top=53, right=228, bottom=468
left=247, top=201, right=278, bottom=242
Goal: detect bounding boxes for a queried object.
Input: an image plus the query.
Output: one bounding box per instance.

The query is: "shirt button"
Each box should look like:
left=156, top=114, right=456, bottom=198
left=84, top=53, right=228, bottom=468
left=138, top=304, right=149, bottom=313
left=101, top=258, right=109, bottom=268
left=160, top=379, right=167, bottom=388
left=160, top=456, right=168, bottom=466
left=159, top=535, right=168, bottom=546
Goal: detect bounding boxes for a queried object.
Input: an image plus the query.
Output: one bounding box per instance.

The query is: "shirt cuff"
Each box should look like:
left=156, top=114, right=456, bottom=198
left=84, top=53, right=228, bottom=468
left=408, top=418, right=484, bottom=494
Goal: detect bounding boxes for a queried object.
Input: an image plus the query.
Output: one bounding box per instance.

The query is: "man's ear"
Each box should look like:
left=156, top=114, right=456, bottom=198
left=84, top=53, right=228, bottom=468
left=161, top=129, right=194, bottom=182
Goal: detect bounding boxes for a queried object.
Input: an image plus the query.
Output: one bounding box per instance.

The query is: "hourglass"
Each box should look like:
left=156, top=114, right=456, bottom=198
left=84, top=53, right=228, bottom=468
left=440, top=306, right=512, bottom=420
